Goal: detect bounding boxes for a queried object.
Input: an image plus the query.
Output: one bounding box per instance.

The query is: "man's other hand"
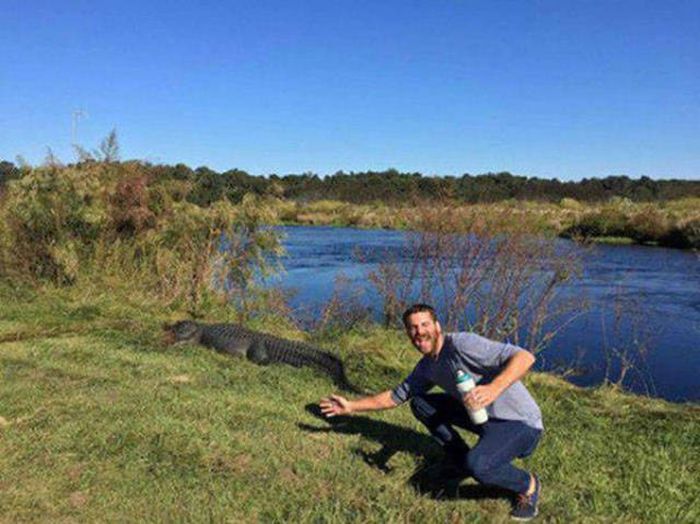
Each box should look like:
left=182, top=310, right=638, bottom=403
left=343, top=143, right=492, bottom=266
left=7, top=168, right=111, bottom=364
left=319, top=394, right=351, bottom=417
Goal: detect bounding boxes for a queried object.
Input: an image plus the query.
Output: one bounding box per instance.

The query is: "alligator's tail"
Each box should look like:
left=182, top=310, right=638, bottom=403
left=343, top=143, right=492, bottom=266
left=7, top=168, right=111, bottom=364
left=249, top=338, right=362, bottom=394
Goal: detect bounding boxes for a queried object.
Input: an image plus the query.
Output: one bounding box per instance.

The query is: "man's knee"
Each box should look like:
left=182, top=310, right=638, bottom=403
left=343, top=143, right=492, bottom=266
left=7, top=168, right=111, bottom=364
left=466, top=450, right=495, bottom=484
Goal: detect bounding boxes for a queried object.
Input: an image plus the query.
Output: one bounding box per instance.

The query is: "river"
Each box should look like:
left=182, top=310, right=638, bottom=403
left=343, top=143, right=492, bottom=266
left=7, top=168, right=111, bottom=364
left=267, top=225, right=699, bottom=403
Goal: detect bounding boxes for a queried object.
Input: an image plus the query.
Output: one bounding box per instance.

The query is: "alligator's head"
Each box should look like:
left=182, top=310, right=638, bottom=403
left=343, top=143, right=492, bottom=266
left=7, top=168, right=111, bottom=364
left=163, top=320, right=203, bottom=345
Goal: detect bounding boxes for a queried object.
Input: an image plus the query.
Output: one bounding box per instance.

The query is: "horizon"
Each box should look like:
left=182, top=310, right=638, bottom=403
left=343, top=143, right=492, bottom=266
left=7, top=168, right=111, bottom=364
left=2, top=1, right=698, bottom=181
left=6, top=151, right=698, bottom=184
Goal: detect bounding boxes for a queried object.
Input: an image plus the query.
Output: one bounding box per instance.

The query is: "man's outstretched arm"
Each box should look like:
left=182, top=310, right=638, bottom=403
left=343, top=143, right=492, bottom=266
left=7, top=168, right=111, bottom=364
left=319, top=390, right=398, bottom=417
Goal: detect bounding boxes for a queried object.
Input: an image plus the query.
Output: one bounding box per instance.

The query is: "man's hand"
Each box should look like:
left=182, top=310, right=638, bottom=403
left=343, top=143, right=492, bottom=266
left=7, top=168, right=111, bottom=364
left=320, top=390, right=396, bottom=417
left=464, top=350, right=535, bottom=410
left=464, top=384, right=501, bottom=410
left=319, top=394, right=352, bottom=417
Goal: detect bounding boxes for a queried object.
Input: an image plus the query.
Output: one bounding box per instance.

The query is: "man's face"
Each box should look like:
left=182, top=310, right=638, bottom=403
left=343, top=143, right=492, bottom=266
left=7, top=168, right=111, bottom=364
left=405, top=311, right=443, bottom=358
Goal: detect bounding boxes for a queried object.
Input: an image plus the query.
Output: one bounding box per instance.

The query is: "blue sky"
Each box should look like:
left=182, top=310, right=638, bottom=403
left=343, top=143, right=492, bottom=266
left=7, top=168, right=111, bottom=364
left=2, top=0, right=698, bottom=180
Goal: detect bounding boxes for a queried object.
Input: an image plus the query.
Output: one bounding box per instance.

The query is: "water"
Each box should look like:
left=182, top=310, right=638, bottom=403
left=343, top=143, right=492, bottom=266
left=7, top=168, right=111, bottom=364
left=267, top=226, right=700, bottom=403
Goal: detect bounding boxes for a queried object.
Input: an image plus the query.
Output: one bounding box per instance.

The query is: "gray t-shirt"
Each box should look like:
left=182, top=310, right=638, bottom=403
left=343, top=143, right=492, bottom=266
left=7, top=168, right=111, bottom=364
left=391, top=332, right=543, bottom=430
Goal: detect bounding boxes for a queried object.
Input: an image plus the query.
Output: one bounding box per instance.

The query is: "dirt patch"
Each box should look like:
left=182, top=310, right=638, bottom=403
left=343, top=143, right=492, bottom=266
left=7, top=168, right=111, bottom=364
left=280, top=467, right=300, bottom=485
left=232, top=453, right=252, bottom=471
left=69, top=491, right=88, bottom=508
left=207, top=452, right=252, bottom=476
left=67, top=464, right=85, bottom=482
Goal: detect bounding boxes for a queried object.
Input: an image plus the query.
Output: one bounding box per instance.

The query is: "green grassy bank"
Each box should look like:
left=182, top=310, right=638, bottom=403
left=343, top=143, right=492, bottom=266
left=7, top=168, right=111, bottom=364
left=1, top=287, right=698, bottom=523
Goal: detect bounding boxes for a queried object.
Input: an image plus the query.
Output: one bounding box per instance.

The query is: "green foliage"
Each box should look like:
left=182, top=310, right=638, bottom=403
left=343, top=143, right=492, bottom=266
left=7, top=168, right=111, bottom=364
left=558, top=197, right=583, bottom=210
left=565, top=211, right=627, bottom=239
left=0, top=164, right=109, bottom=283
left=2, top=152, right=698, bottom=249
left=0, top=158, right=282, bottom=312
left=3, top=155, right=700, bottom=205
left=562, top=197, right=699, bottom=248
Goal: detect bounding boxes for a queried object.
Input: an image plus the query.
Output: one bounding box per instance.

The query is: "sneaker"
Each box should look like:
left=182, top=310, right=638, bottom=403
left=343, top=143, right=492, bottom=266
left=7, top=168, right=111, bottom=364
left=510, top=474, right=541, bottom=521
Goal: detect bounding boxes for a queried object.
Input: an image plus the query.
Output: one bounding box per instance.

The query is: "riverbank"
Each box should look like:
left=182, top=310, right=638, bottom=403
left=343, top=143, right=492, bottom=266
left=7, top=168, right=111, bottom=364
left=272, top=197, right=700, bottom=249
left=1, top=285, right=698, bottom=522
left=272, top=224, right=700, bottom=403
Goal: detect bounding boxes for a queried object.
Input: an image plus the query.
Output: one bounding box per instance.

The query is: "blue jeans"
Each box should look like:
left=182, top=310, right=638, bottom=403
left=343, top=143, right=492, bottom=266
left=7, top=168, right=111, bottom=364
left=410, top=393, right=541, bottom=494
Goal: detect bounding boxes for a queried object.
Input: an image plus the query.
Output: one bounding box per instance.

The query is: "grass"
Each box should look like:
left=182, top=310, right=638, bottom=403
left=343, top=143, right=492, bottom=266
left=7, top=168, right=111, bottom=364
left=1, top=286, right=699, bottom=523
left=588, top=236, right=637, bottom=245
left=270, top=197, right=700, bottom=249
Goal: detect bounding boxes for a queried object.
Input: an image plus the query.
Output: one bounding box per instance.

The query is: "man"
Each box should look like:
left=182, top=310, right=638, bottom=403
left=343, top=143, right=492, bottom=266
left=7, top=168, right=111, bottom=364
left=319, top=304, right=543, bottom=521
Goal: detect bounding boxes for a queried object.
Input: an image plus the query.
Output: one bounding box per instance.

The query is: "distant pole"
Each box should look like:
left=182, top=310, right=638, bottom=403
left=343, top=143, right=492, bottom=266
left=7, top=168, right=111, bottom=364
left=71, top=109, right=88, bottom=145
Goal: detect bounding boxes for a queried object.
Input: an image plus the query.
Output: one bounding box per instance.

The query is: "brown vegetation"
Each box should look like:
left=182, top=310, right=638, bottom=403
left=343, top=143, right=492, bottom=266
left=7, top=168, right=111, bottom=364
left=273, top=197, right=700, bottom=249
left=366, top=204, right=584, bottom=351
left=0, top=158, right=283, bottom=314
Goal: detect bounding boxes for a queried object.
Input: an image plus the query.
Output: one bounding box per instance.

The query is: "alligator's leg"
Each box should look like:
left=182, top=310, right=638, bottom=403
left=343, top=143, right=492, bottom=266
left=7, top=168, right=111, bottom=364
left=246, top=340, right=271, bottom=365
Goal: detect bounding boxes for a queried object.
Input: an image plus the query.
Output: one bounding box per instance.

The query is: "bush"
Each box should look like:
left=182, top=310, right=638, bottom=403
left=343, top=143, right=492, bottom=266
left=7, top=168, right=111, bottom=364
left=559, top=197, right=583, bottom=210
left=0, top=160, right=282, bottom=312
left=0, top=164, right=109, bottom=283
left=661, top=216, right=700, bottom=249
left=306, top=199, right=345, bottom=214
left=627, top=206, right=670, bottom=243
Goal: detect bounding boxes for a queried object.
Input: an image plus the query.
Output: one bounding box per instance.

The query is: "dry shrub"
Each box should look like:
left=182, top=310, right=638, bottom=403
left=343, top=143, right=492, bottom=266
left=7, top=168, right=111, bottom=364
left=368, top=204, right=583, bottom=352
left=627, top=206, right=670, bottom=243
left=677, top=216, right=700, bottom=247
left=601, top=285, right=656, bottom=394
left=294, top=212, right=332, bottom=225
left=306, top=199, right=346, bottom=214
left=109, top=165, right=155, bottom=236
left=661, top=215, right=700, bottom=249
left=0, top=164, right=108, bottom=284
left=124, top=194, right=283, bottom=312
left=560, top=197, right=699, bottom=247
left=274, top=200, right=299, bottom=223
left=308, top=273, right=371, bottom=336
left=0, top=161, right=283, bottom=312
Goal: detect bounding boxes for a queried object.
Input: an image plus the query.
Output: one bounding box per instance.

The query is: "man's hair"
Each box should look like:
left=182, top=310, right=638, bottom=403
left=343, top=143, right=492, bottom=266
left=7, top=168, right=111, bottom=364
left=402, top=304, right=438, bottom=328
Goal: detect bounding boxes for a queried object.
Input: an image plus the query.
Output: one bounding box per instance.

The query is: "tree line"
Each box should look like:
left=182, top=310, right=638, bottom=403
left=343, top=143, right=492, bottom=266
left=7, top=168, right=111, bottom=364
left=1, top=159, right=697, bottom=206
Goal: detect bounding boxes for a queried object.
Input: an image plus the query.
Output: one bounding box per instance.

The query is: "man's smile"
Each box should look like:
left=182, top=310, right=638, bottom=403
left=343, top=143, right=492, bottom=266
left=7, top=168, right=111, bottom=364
left=413, top=333, right=436, bottom=353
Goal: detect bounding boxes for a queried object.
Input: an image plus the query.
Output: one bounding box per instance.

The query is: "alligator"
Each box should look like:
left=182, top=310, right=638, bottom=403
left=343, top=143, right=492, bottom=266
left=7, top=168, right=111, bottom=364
left=165, top=320, right=361, bottom=393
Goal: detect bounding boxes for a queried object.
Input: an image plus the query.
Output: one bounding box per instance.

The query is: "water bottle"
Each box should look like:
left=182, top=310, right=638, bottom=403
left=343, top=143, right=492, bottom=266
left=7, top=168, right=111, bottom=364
left=455, top=370, right=488, bottom=425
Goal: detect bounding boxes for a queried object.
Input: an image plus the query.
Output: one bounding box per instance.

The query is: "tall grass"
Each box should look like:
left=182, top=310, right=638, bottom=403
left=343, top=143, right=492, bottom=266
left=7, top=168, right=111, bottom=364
left=0, top=160, right=283, bottom=314
left=270, top=197, right=700, bottom=249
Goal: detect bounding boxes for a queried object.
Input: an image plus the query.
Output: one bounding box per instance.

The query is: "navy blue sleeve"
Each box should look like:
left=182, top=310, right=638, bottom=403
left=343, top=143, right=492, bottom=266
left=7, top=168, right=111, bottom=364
left=390, top=359, right=434, bottom=405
